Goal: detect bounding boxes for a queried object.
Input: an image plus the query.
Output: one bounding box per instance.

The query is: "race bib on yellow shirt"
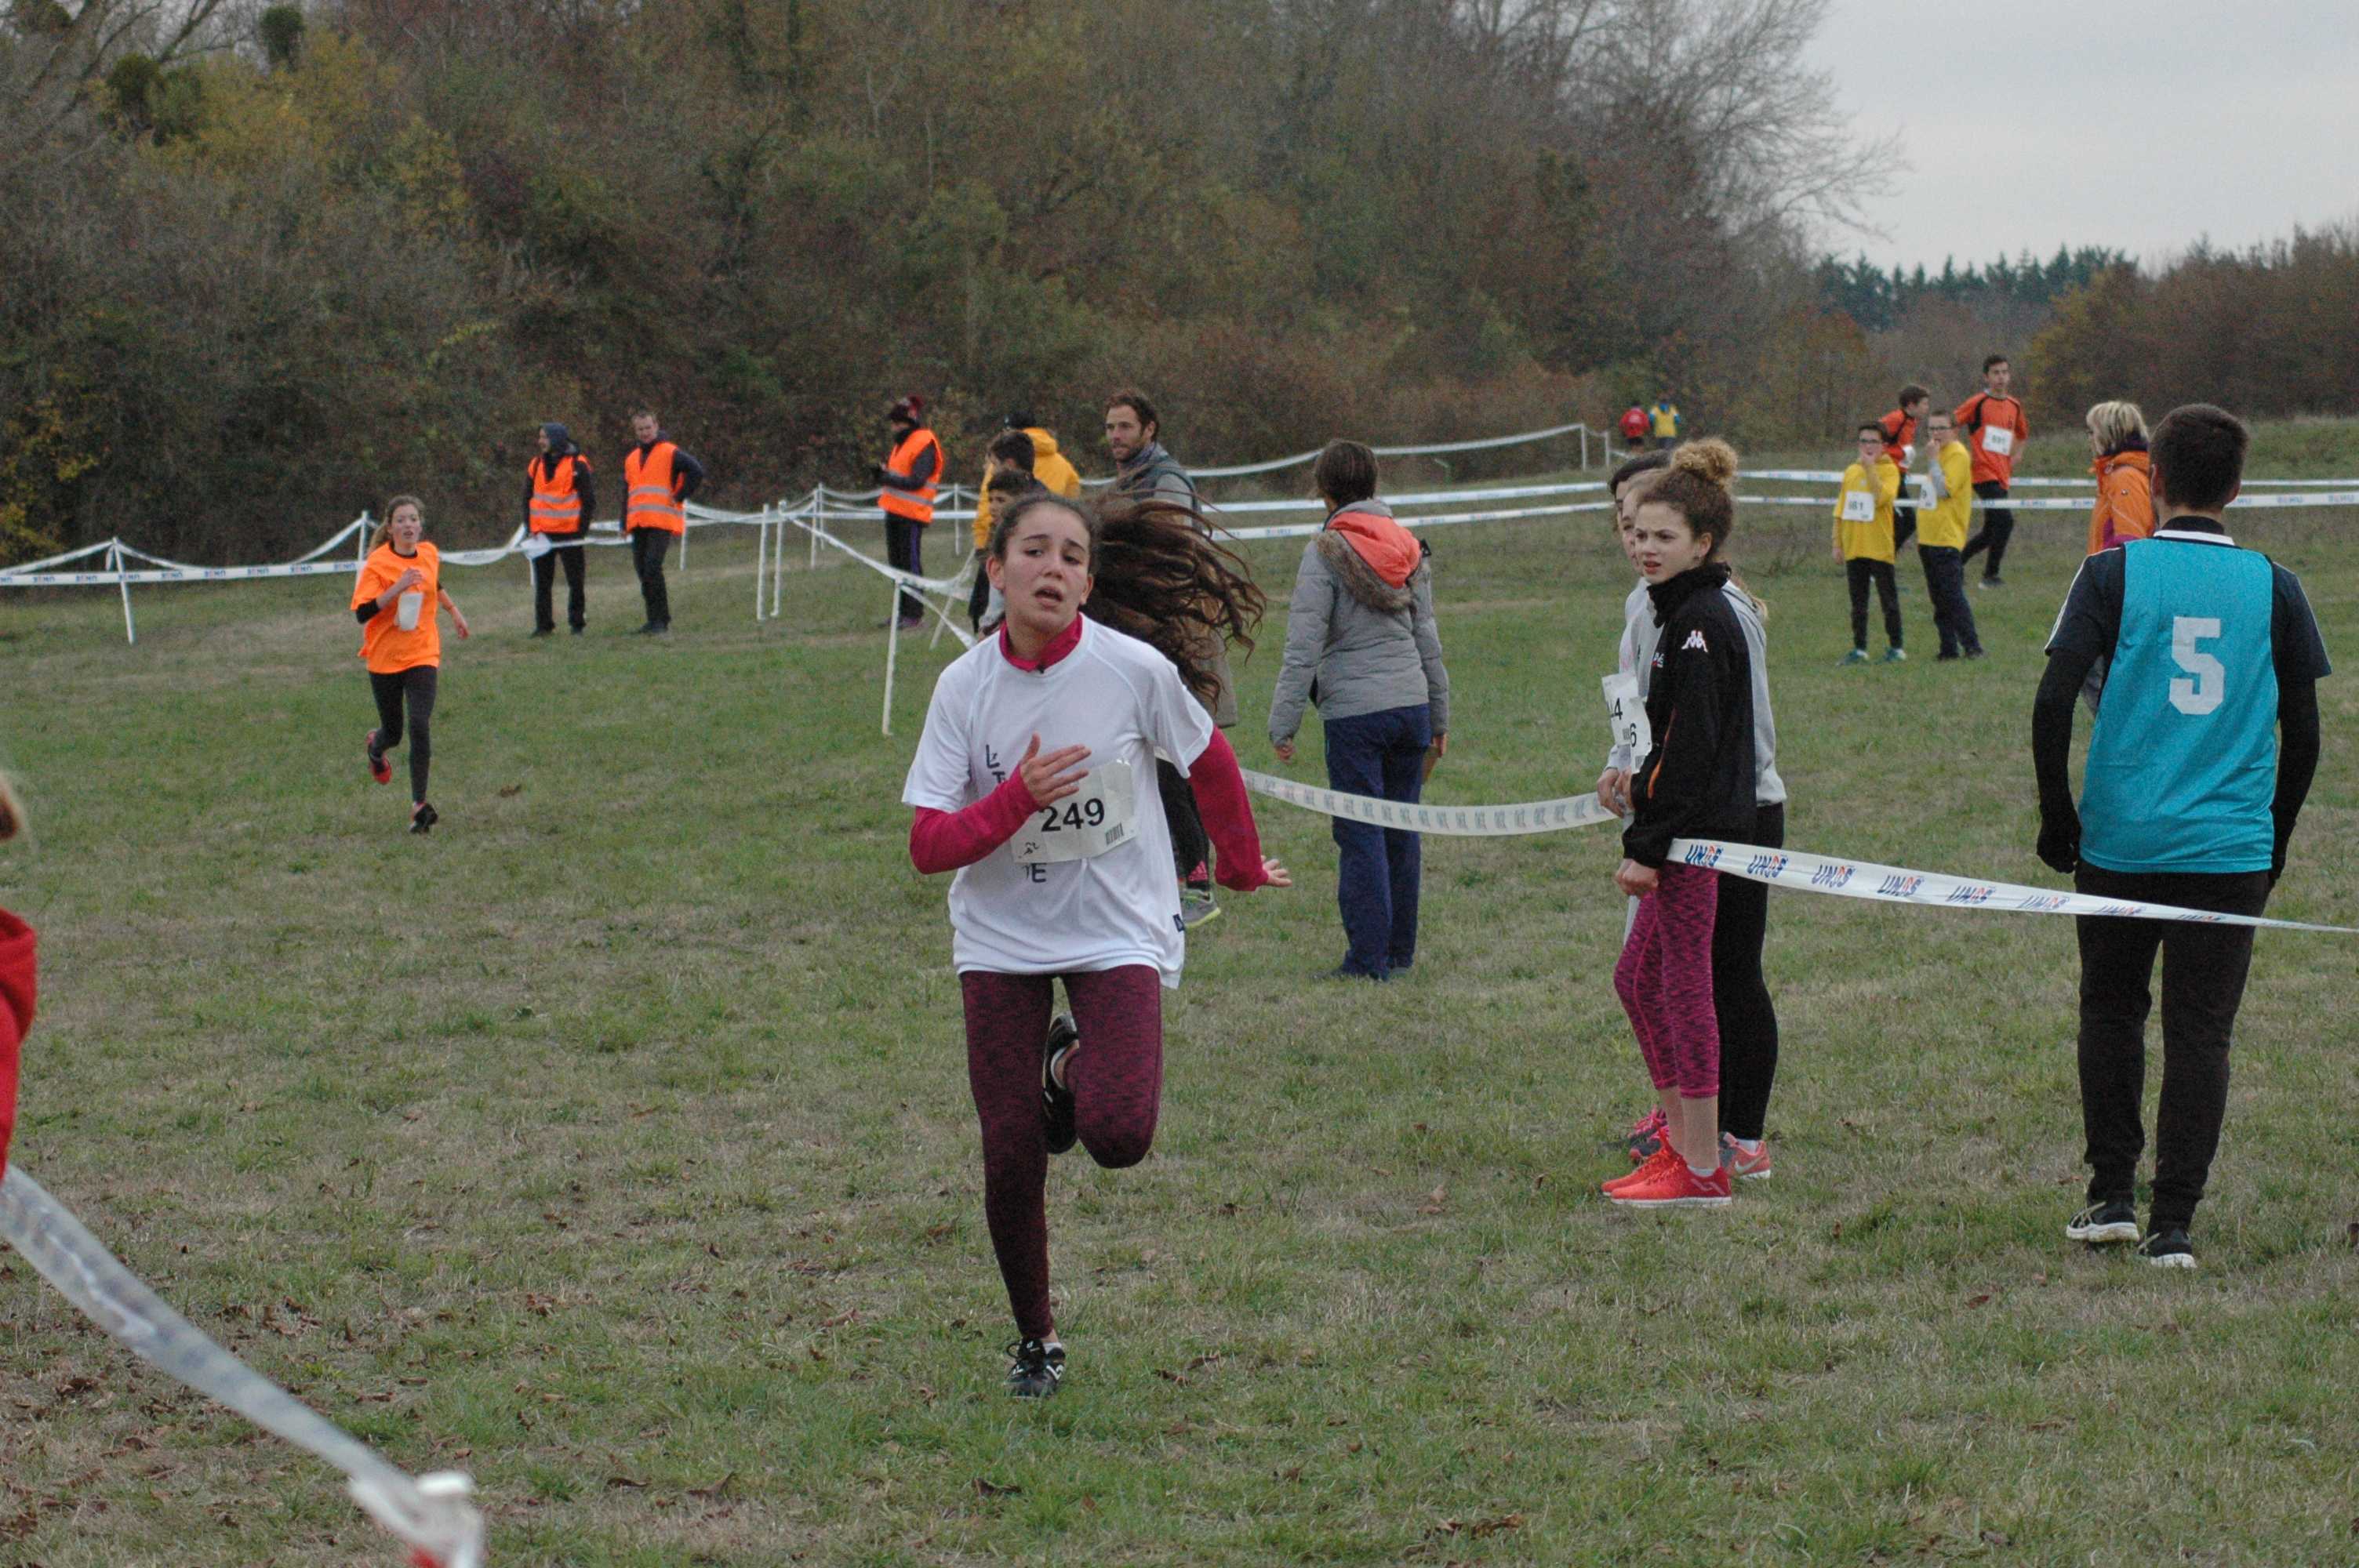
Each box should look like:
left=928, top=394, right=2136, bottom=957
left=1981, top=425, right=2014, bottom=456
left=1010, top=763, right=1138, bottom=864
left=1841, top=488, right=1876, bottom=523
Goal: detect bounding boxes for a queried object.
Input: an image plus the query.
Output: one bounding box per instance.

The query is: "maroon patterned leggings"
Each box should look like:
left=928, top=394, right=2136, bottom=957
left=960, top=965, right=1165, bottom=1340
left=1613, top=863, right=1722, bottom=1099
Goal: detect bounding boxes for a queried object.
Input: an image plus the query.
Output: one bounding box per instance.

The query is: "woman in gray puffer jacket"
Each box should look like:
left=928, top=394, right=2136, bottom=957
left=1269, top=441, right=1451, bottom=981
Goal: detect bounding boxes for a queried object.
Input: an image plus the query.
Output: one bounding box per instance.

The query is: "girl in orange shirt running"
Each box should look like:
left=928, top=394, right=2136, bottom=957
left=351, top=495, right=470, bottom=833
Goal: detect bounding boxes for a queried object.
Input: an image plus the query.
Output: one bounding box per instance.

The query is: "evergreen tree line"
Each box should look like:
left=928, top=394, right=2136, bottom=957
left=1814, top=246, right=2132, bottom=336
left=3, top=0, right=1893, bottom=564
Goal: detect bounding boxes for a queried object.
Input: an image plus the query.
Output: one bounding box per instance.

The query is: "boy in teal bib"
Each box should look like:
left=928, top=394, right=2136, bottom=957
left=2032, top=405, right=2329, bottom=1270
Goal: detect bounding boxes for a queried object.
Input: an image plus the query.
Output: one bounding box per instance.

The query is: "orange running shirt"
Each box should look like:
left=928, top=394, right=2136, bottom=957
left=352, top=541, right=443, bottom=673
left=1954, top=393, right=2030, bottom=486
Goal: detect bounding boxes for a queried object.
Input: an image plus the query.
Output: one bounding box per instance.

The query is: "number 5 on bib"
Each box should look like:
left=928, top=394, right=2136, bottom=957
left=1010, top=763, right=1140, bottom=864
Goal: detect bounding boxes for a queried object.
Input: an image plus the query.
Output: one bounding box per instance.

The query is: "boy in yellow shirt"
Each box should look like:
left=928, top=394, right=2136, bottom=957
left=1912, top=410, right=1984, bottom=660
left=1834, top=423, right=1904, bottom=664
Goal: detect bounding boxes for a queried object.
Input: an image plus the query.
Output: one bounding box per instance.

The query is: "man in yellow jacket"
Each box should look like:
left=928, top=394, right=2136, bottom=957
left=1913, top=410, right=1985, bottom=660
left=1834, top=423, right=1904, bottom=664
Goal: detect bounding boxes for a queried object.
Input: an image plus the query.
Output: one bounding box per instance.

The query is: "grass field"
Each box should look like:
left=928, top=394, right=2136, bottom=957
left=2, top=422, right=2357, bottom=1566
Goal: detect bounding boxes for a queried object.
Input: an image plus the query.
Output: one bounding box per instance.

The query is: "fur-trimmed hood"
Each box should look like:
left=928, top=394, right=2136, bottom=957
left=1317, top=502, right=1427, bottom=613
left=1317, top=531, right=1421, bottom=612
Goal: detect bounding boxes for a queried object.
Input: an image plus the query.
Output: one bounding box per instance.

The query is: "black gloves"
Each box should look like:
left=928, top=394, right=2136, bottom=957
left=2036, top=807, right=2081, bottom=876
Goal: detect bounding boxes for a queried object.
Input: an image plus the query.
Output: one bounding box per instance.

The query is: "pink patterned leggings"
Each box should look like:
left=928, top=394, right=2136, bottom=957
left=1613, top=863, right=1722, bottom=1099
left=960, top=966, right=1165, bottom=1340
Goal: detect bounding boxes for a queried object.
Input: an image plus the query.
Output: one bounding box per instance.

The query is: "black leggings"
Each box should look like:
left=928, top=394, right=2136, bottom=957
left=1961, top=481, right=2013, bottom=579
left=369, top=666, right=438, bottom=803
left=1715, top=802, right=1783, bottom=1141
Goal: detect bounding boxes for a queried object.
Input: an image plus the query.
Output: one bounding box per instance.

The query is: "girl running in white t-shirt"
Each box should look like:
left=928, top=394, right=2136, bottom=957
left=903, top=492, right=1289, bottom=1398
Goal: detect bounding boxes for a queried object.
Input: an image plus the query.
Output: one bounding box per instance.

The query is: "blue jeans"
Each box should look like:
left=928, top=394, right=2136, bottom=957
left=1323, top=703, right=1431, bottom=977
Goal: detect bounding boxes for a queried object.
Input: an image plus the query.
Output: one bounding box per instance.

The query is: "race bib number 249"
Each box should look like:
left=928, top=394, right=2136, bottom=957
left=1010, top=763, right=1138, bottom=864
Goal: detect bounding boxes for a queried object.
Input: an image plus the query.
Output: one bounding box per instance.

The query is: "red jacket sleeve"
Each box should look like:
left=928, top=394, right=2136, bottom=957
left=1187, top=731, right=1270, bottom=892
left=0, top=909, right=36, bottom=1174
left=909, top=773, right=1038, bottom=874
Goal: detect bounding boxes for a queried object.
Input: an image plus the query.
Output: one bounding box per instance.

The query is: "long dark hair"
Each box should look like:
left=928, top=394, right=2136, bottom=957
left=991, top=492, right=1263, bottom=706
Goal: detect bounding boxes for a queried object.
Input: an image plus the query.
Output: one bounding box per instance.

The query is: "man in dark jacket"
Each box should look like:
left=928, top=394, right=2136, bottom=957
left=622, top=408, right=703, bottom=635
left=1103, top=389, right=1227, bottom=924
left=1105, top=389, right=1198, bottom=506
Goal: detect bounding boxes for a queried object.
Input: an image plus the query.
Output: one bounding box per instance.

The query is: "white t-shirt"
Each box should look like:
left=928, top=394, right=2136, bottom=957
left=903, top=618, right=1216, bottom=987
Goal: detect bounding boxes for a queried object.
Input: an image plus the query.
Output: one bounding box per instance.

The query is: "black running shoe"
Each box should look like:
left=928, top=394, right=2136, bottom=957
left=1041, top=1013, right=1078, bottom=1156
left=409, top=801, right=438, bottom=835
left=1005, top=1338, right=1064, bottom=1398
left=2066, top=1200, right=2139, bottom=1245
left=2137, top=1227, right=2197, bottom=1270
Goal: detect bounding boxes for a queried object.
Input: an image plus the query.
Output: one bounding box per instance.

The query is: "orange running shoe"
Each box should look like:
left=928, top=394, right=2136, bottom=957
left=365, top=729, right=391, bottom=786
left=1625, top=1105, right=1669, bottom=1164
left=1601, top=1142, right=1683, bottom=1196
left=1608, top=1158, right=1732, bottom=1209
left=1720, top=1133, right=1773, bottom=1182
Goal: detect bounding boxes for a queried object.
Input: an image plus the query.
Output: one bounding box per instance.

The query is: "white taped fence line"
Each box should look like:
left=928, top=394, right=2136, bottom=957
left=1241, top=769, right=1621, bottom=834
left=1741, top=489, right=2359, bottom=513
left=1078, top=419, right=1613, bottom=483
left=1241, top=772, right=2354, bottom=934
left=9, top=467, right=2354, bottom=647
left=0, top=1163, right=485, bottom=1567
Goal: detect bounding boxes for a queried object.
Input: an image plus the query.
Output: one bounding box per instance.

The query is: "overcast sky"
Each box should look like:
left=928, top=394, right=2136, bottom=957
left=1801, top=0, right=2359, bottom=273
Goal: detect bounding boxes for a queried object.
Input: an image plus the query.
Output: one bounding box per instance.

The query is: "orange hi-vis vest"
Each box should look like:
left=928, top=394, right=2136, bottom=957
left=529, top=454, right=587, bottom=534
left=624, top=442, right=686, bottom=534
left=880, top=427, right=943, bottom=525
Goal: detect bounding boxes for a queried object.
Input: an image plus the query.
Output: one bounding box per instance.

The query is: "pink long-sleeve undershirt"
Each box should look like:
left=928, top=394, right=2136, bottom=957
left=908, top=729, right=1267, bottom=890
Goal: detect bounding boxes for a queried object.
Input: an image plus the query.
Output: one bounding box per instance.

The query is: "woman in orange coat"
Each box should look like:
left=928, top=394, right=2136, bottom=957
left=352, top=495, right=471, bottom=833
left=2084, top=401, right=2154, bottom=555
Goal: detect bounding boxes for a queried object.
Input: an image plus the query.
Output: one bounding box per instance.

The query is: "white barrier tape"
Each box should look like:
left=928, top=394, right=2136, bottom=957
left=1739, top=491, right=2359, bottom=513
left=791, top=515, right=976, bottom=597
left=0, top=538, right=126, bottom=576
left=1741, top=470, right=2359, bottom=500
left=775, top=508, right=980, bottom=648
left=1241, top=774, right=2353, bottom=934
left=0, top=1163, right=485, bottom=1567
left=10, top=466, right=2349, bottom=597
left=1675, top=839, right=2354, bottom=933
left=1080, top=419, right=1608, bottom=483
left=800, top=482, right=1612, bottom=526
left=1241, top=768, right=1621, bottom=835
left=799, top=496, right=1619, bottom=545
left=0, top=559, right=368, bottom=587
left=1223, top=500, right=1611, bottom=542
